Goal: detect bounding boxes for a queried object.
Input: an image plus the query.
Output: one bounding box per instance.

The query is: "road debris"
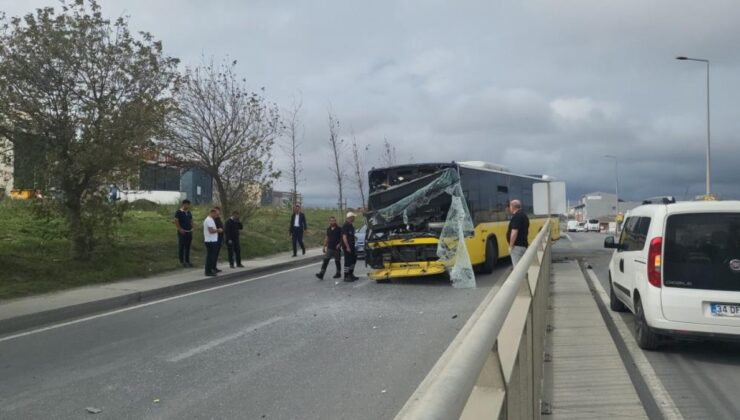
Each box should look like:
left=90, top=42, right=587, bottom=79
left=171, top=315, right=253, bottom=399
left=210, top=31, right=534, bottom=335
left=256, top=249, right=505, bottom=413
left=85, top=407, right=103, bottom=414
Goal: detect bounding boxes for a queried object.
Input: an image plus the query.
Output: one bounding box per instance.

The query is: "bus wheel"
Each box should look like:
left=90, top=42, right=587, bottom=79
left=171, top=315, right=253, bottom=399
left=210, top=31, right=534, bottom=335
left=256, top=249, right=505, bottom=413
left=480, top=238, right=497, bottom=274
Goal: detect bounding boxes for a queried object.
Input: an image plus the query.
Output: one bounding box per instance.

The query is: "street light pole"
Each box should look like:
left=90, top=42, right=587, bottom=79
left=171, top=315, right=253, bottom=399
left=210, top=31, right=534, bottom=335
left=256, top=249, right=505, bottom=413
left=676, top=56, right=711, bottom=197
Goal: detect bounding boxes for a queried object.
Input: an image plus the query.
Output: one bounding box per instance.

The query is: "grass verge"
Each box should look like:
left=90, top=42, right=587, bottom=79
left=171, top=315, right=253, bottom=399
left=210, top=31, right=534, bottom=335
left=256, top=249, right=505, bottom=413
left=0, top=201, right=344, bottom=300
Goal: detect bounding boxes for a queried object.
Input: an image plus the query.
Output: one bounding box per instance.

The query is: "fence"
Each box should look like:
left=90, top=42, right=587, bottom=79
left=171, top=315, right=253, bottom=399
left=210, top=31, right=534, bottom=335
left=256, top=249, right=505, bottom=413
left=396, top=221, right=552, bottom=419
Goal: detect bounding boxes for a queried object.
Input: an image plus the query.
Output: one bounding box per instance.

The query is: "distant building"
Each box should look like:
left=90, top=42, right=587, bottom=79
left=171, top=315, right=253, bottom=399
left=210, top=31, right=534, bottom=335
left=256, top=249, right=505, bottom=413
left=570, top=192, right=641, bottom=222
left=262, top=189, right=301, bottom=207
left=121, top=161, right=213, bottom=205
left=0, top=141, right=12, bottom=197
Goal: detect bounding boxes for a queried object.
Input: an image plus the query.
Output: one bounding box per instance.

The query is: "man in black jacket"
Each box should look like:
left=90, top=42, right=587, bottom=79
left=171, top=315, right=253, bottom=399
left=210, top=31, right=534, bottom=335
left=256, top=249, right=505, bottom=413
left=342, top=212, right=359, bottom=282
left=289, top=204, right=308, bottom=257
left=213, top=206, right=225, bottom=272
left=315, top=216, right=342, bottom=280
left=225, top=211, right=244, bottom=268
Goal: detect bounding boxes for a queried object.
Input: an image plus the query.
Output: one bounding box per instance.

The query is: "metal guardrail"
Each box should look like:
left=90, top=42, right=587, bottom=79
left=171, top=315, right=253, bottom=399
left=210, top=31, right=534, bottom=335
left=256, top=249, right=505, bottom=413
left=396, top=221, right=552, bottom=420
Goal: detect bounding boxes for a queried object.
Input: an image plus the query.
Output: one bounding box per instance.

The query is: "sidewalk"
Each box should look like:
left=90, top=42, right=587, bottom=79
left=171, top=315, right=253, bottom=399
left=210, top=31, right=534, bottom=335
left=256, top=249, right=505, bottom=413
left=548, top=260, right=647, bottom=419
left=0, top=248, right=323, bottom=336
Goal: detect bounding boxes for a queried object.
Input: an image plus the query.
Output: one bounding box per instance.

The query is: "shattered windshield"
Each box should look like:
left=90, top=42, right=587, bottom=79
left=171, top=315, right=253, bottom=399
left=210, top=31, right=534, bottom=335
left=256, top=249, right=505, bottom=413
left=367, top=167, right=476, bottom=288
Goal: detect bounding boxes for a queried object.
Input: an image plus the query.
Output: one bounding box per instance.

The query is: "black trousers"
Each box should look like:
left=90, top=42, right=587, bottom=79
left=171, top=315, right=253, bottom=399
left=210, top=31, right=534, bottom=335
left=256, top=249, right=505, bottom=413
left=177, top=231, right=192, bottom=263
left=227, top=240, right=242, bottom=267
left=205, top=242, right=219, bottom=274
left=320, top=249, right=341, bottom=274
left=214, top=239, right=223, bottom=269
left=343, top=248, right=357, bottom=275
left=291, top=229, right=305, bottom=255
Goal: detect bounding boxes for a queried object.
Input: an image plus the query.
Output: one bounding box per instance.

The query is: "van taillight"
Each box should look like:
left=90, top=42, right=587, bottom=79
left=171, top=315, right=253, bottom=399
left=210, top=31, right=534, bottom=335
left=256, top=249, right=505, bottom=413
left=648, top=237, right=662, bottom=288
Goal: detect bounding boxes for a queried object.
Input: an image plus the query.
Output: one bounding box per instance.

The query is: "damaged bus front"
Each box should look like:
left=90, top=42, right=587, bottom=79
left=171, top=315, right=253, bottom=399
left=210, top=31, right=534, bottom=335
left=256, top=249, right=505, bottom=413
left=365, top=164, right=475, bottom=286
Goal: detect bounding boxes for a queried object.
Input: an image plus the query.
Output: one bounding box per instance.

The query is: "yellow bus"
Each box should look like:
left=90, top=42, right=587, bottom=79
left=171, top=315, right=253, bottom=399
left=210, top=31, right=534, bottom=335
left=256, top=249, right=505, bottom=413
left=365, top=161, right=559, bottom=281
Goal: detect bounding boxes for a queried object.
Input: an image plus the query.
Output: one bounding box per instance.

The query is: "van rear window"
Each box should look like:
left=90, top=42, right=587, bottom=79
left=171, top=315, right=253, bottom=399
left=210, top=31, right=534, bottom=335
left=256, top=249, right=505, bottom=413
left=664, top=213, right=740, bottom=291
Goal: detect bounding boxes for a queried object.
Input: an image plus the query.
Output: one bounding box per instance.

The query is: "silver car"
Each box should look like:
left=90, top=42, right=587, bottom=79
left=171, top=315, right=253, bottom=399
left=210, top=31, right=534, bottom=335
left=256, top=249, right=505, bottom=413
left=355, top=225, right=367, bottom=258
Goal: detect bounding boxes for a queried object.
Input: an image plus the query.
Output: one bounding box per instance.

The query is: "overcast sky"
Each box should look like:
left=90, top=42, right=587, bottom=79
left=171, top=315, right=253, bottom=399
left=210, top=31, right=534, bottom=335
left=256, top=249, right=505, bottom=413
left=4, top=0, right=740, bottom=206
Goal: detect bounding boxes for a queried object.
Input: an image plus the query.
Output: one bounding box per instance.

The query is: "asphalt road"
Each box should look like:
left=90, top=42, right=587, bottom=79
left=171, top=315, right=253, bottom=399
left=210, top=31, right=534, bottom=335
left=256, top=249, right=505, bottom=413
left=558, top=230, right=740, bottom=419
left=0, top=260, right=510, bottom=420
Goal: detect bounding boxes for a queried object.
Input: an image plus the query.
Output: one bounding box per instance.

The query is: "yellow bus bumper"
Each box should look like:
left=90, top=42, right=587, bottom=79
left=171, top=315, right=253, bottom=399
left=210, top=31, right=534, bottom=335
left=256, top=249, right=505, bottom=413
left=367, top=261, right=447, bottom=281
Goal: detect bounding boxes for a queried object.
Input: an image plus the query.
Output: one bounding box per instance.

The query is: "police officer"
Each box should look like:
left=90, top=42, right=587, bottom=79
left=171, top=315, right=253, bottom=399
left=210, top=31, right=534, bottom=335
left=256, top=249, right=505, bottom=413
left=341, top=212, right=359, bottom=282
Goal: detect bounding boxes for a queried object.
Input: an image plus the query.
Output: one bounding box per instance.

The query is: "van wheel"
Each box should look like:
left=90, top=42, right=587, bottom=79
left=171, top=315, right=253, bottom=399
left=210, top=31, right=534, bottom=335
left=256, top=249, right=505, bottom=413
left=635, top=298, right=660, bottom=350
left=480, top=238, right=497, bottom=274
left=609, top=279, right=627, bottom=312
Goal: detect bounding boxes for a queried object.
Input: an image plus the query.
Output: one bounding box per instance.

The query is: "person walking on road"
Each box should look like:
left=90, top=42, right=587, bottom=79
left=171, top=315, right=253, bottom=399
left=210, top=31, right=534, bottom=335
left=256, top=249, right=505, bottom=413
left=203, top=208, right=223, bottom=276
left=174, top=199, right=193, bottom=267
left=213, top=206, right=225, bottom=272
left=289, top=204, right=308, bottom=257
left=315, top=216, right=343, bottom=280
left=507, top=199, right=529, bottom=267
left=225, top=211, right=244, bottom=268
left=341, top=212, right=359, bottom=282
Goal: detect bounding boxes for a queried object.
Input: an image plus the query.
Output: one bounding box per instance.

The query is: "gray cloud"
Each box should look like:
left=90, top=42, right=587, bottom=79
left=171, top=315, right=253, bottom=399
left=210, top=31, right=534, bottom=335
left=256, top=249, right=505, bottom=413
left=4, top=0, right=740, bottom=206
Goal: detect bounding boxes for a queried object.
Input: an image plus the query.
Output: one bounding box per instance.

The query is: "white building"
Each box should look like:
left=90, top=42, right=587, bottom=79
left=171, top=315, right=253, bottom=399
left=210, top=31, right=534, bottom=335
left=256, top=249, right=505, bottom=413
left=570, top=191, right=641, bottom=222
left=0, top=140, right=12, bottom=196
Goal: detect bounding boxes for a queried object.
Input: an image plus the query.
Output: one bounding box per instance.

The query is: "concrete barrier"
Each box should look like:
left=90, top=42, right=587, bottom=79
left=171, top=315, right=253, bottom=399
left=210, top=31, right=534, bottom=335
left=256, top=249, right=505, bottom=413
left=397, top=222, right=552, bottom=420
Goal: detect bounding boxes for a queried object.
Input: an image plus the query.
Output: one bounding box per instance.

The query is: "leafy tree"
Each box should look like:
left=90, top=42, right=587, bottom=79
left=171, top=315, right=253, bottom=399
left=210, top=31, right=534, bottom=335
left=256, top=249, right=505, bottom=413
left=164, top=58, right=281, bottom=218
left=0, top=0, right=180, bottom=260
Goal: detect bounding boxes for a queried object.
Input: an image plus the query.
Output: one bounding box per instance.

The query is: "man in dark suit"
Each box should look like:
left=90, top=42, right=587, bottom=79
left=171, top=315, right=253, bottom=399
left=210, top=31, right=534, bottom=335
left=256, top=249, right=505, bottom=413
left=289, top=204, right=308, bottom=257
left=225, top=211, right=244, bottom=268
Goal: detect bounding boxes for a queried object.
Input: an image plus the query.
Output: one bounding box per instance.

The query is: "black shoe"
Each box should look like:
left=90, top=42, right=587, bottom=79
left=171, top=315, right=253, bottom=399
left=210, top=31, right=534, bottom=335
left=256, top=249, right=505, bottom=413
left=343, top=275, right=356, bottom=282
left=236, top=264, right=245, bottom=268
left=292, top=254, right=297, bottom=257
left=315, top=272, right=325, bottom=280
left=206, top=272, right=217, bottom=277
left=302, top=249, right=306, bottom=255
left=333, top=273, right=341, bottom=279
left=350, top=275, right=360, bottom=281
left=215, top=268, right=222, bottom=273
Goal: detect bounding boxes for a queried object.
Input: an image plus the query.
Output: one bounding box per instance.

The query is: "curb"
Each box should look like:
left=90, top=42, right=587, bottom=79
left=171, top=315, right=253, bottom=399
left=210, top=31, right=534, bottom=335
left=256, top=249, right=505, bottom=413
left=0, top=254, right=323, bottom=337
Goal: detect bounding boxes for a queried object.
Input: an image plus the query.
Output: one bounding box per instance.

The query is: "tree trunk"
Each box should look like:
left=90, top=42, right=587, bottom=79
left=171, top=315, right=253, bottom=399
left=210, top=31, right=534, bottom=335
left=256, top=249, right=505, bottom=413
left=66, top=194, right=90, bottom=260
left=214, top=174, right=229, bottom=216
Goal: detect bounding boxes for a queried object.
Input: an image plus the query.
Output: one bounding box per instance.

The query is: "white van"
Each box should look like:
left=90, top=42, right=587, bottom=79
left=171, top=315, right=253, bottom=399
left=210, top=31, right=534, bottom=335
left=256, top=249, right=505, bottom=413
left=586, top=219, right=600, bottom=232
left=566, top=220, right=579, bottom=232
left=604, top=201, right=740, bottom=349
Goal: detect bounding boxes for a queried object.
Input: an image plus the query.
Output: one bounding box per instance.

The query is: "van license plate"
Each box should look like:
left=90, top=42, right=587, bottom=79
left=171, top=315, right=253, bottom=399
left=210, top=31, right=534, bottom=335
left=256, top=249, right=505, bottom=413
left=710, top=303, right=740, bottom=317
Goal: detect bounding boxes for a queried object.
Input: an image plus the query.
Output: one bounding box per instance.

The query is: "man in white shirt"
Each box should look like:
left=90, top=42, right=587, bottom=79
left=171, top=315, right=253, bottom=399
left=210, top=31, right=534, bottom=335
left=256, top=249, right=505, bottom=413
left=203, top=208, right=223, bottom=276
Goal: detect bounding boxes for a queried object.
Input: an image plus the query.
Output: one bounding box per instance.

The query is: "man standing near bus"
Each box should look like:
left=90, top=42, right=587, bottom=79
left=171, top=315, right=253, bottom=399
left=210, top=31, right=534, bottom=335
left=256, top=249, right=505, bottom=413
left=342, top=212, right=359, bottom=282
left=507, top=199, right=529, bottom=267
left=315, top=216, right=342, bottom=280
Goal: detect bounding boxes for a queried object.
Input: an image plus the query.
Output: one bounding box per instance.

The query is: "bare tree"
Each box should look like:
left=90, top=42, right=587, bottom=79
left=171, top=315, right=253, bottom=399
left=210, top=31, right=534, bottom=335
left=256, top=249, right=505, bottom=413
left=380, top=137, right=397, bottom=167
left=280, top=97, right=303, bottom=207
left=164, top=58, right=281, bottom=217
left=327, top=111, right=345, bottom=213
left=350, top=134, right=369, bottom=210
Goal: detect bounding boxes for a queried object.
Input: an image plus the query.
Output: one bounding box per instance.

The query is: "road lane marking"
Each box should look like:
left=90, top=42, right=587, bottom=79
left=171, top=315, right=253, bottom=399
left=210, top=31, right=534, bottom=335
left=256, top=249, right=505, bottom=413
left=0, top=263, right=320, bottom=344
left=167, top=316, right=283, bottom=362
left=585, top=267, right=684, bottom=420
